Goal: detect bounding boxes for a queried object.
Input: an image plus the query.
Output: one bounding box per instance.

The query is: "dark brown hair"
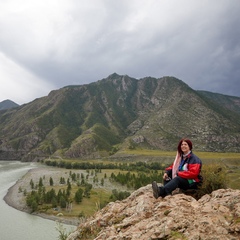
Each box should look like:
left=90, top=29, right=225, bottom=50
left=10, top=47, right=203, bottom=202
left=177, top=138, right=193, bottom=155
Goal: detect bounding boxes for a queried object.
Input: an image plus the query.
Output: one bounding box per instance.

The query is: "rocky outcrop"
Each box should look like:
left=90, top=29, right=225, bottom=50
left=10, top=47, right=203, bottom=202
left=67, top=186, right=240, bottom=240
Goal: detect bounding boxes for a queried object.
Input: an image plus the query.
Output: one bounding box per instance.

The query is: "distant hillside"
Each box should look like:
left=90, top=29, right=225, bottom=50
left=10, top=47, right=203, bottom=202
left=0, top=100, right=19, bottom=110
left=195, top=91, right=240, bottom=129
left=0, top=73, right=240, bottom=161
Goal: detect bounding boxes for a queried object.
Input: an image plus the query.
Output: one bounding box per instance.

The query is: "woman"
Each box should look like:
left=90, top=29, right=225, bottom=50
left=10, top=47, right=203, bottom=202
left=152, top=138, right=202, bottom=198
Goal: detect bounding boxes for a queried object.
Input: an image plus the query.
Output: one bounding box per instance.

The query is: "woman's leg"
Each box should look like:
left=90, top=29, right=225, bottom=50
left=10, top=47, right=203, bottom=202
left=163, top=177, right=189, bottom=195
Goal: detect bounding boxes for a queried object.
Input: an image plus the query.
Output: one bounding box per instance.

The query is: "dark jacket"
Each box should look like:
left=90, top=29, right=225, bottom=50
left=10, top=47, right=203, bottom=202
left=165, top=152, right=202, bottom=183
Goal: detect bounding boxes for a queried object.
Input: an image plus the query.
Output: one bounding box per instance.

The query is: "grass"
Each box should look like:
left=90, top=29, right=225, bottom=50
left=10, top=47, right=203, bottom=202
left=119, top=149, right=176, bottom=157
left=38, top=184, right=112, bottom=218
left=62, top=188, right=111, bottom=217
left=170, top=231, right=187, bottom=240
left=122, top=148, right=240, bottom=160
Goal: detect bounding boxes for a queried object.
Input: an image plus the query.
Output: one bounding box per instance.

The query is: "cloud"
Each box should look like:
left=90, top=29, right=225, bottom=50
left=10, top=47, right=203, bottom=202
left=0, top=0, right=240, bottom=104
left=0, top=52, right=54, bottom=104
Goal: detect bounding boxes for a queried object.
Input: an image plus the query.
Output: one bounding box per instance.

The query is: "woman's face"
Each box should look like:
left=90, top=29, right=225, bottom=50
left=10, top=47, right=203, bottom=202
left=181, top=141, right=190, bottom=154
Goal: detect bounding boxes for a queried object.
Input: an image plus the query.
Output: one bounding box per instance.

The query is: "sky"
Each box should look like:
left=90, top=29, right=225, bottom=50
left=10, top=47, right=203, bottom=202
left=0, top=0, right=240, bottom=105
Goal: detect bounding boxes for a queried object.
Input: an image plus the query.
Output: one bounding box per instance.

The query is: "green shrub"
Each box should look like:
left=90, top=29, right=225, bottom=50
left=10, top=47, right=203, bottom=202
left=195, top=163, right=227, bottom=199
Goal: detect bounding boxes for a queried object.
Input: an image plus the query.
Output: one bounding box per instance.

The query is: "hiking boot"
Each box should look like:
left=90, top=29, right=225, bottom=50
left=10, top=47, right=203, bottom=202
left=152, top=181, right=160, bottom=199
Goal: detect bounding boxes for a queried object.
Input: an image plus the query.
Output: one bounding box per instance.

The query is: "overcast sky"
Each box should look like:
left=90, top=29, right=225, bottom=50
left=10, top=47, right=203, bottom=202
left=1, top=0, right=240, bottom=105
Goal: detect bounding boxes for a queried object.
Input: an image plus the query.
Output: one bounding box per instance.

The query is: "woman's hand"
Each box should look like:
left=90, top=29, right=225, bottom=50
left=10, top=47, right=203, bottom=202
left=163, top=173, right=169, bottom=180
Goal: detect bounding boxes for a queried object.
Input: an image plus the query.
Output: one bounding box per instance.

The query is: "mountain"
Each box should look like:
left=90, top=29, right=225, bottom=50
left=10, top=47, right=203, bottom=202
left=66, top=186, right=240, bottom=240
left=0, top=99, right=19, bottom=110
left=0, top=73, right=240, bottom=161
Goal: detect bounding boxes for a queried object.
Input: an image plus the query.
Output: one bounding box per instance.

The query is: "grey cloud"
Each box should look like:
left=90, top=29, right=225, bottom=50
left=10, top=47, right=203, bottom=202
left=1, top=0, right=240, bottom=103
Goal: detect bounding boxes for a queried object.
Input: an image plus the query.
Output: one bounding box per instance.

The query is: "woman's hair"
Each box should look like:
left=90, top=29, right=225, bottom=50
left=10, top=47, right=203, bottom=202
left=177, top=138, right=193, bottom=155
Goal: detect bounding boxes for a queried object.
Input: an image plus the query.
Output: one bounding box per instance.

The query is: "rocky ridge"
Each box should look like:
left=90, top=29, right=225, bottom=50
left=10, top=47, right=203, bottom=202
left=67, top=186, right=240, bottom=240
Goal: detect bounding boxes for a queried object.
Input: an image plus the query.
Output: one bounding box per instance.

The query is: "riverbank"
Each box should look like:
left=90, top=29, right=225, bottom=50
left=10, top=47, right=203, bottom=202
left=3, top=167, right=80, bottom=226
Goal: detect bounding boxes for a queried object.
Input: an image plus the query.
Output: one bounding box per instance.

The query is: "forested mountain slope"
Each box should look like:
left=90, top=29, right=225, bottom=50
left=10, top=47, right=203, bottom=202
left=0, top=73, right=240, bottom=161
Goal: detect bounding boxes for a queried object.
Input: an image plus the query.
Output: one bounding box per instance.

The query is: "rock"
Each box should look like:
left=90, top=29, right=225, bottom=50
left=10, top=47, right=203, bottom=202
left=67, top=186, right=240, bottom=240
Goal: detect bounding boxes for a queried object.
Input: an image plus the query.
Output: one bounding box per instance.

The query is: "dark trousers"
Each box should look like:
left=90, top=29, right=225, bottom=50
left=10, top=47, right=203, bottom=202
left=163, top=176, right=197, bottom=195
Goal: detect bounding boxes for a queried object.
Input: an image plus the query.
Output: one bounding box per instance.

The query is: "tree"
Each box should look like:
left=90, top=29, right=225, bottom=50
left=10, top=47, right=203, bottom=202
left=67, top=178, right=71, bottom=189
left=51, top=197, right=58, bottom=208
left=60, top=177, right=65, bottom=184
left=45, top=188, right=57, bottom=204
left=30, top=179, right=34, bottom=189
left=60, top=196, right=67, bottom=208
left=49, top=177, right=54, bottom=186
left=39, top=177, right=43, bottom=187
left=31, top=200, right=38, bottom=212
left=67, top=181, right=72, bottom=197
left=75, top=188, right=83, bottom=203
left=84, top=183, right=92, bottom=198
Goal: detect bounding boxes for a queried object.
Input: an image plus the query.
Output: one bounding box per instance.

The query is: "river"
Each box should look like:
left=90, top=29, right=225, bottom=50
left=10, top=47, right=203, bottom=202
left=0, top=161, right=75, bottom=240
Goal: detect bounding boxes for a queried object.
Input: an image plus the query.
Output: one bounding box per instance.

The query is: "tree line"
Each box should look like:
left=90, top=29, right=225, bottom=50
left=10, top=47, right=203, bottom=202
left=110, top=170, right=163, bottom=189
left=43, top=159, right=167, bottom=172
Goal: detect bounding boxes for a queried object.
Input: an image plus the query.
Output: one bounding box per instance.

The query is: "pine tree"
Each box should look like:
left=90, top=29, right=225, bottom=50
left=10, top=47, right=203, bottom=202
left=49, top=177, right=54, bottom=186
left=38, top=177, right=43, bottom=187
left=75, top=188, right=83, bottom=203
left=30, top=179, right=34, bottom=189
